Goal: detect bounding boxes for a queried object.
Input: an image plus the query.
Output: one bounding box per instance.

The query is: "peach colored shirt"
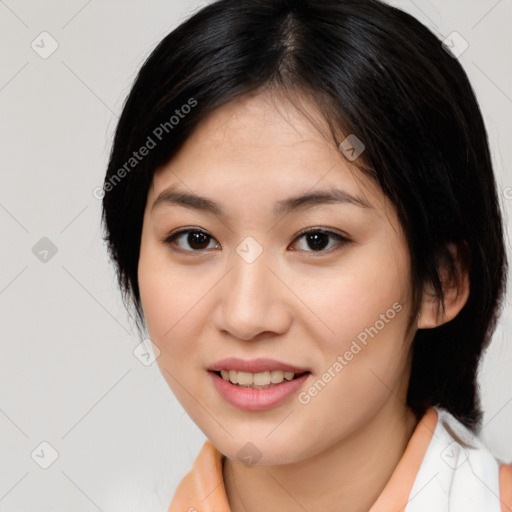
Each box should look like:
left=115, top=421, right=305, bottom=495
left=168, top=407, right=512, bottom=512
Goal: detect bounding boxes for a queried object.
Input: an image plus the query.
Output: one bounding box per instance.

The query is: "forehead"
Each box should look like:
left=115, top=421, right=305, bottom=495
left=150, top=91, right=388, bottom=214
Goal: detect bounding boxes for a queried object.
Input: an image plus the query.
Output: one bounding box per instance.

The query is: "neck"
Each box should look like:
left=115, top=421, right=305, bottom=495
left=223, top=400, right=419, bottom=512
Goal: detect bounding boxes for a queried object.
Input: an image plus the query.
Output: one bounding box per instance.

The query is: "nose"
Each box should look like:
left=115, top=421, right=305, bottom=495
left=213, top=243, right=292, bottom=341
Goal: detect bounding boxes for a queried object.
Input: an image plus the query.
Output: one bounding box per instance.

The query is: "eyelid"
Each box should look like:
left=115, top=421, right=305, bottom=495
left=289, top=226, right=351, bottom=254
left=163, top=227, right=219, bottom=251
left=163, top=226, right=352, bottom=253
left=293, top=226, right=351, bottom=242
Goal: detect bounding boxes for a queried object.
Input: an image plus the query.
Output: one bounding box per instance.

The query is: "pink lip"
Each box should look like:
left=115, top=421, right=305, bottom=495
left=208, top=357, right=310, bottom=373
left=209, top=371, right=310, bottom=411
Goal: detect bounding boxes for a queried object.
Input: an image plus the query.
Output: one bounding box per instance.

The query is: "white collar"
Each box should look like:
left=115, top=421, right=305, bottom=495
left=405, top=407, right=501, bottom=511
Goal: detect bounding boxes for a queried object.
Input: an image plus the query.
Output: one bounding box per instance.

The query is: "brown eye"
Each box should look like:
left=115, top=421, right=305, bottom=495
left=163, top=227, right=350, bottom=255
left=291, top=229, right=350, bottom=253
left=164, top=229, right=219, bottom=252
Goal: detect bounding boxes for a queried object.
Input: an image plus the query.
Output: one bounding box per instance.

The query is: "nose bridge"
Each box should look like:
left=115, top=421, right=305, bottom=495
left=214, top=235, right=290, bottom=340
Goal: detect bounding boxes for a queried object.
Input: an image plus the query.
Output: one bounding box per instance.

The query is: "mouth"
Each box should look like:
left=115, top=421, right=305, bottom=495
left=208, top=368, right=311, bottom=411
left=208, top=357, right=312, bottom=390
left=210, top=369, right=310, bottom=389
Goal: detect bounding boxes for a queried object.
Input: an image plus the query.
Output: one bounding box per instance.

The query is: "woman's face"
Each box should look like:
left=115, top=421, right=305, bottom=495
left=138, top=91, right=417, bottom=465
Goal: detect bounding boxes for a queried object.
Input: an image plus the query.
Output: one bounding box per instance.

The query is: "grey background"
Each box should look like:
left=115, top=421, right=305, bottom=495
left=0, top=0, right=511, bottom=511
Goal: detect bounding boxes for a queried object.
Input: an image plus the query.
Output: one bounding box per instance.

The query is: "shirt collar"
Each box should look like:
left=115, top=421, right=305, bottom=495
left=168, top=408, right=439, bottom=512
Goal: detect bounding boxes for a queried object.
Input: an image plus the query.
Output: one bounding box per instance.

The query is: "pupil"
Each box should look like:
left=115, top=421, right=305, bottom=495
left=186, top=232, right=329, bottom=251
left=308, top=232, right=328, bottom=251
left=189, top=232, right=209, bottom=250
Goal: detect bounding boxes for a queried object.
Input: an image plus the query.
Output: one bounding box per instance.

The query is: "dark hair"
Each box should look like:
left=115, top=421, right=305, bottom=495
left=102, top=0, right=507, bottom=431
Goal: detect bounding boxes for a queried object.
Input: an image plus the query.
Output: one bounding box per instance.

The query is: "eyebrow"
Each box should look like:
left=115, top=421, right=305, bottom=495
left=151, top=185, right=372, bottom=218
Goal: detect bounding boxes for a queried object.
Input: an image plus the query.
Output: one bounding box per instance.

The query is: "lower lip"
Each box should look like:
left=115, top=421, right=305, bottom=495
left=209, top=371, right=310, bottom=411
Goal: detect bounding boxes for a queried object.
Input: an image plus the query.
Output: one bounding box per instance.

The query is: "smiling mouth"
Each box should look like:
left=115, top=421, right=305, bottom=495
left=212, top=369, right=310, bottom=389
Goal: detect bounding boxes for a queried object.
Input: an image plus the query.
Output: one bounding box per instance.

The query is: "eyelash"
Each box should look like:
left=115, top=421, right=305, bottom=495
left=163, top=227, right=351, bottom=255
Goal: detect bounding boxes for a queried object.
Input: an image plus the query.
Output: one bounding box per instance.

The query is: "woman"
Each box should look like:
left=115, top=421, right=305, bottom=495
left=101, top=0, right=511, bottom=510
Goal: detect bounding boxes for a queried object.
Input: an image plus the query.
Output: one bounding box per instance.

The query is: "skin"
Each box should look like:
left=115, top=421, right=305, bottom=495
left=138, top=90, right=469, bottom=512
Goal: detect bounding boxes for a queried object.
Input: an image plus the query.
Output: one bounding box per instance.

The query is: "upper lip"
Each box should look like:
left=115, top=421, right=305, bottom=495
left=208, top=357, right=310, bottom=374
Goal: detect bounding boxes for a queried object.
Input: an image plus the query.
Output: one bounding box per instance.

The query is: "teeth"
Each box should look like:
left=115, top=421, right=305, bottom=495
left=254, top=371, right=271, bottom=385
left=219, top=369, right=297, bottom=387
left=237, top=371, right=253, bottom=386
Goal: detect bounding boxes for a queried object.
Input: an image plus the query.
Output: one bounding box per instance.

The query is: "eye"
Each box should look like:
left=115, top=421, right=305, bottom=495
left=164, top=228, right=219, bottom=252
left=290, top=228, right=350, bottom=253
left=163, top=227, right=351, bottom=254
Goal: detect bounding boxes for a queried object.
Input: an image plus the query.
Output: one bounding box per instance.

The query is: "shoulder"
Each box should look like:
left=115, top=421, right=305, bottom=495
left=501, top=463, right=512, bottom=512
left=405, top=407, right=509, bottom=512
left=440, top=408, right=512, bottom=511
left=167, top=440, right=231, bottom=512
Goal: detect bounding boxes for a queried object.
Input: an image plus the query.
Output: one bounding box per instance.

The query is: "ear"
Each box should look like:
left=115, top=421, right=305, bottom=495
left=417, top=243, right=470, bottom=329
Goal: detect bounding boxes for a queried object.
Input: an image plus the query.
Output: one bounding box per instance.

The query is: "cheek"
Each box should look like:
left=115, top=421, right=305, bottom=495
left=137, top=243, right=216, bottom=367
left=303, top=241, right=413, bottom=396
left=301, top=243, right=410, bottom=345
left=298, top=278, right=412, bottom=442
left=138, top=250, right=210, bottom=411
left=139, top=270, right=198, bottom=342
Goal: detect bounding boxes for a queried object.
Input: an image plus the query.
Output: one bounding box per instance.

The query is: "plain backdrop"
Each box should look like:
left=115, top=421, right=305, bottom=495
left=0, top=0, right=511, bottom=511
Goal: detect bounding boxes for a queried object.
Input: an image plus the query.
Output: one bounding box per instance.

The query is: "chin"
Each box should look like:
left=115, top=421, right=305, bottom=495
left=208, top=432, right=309, bottom=467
